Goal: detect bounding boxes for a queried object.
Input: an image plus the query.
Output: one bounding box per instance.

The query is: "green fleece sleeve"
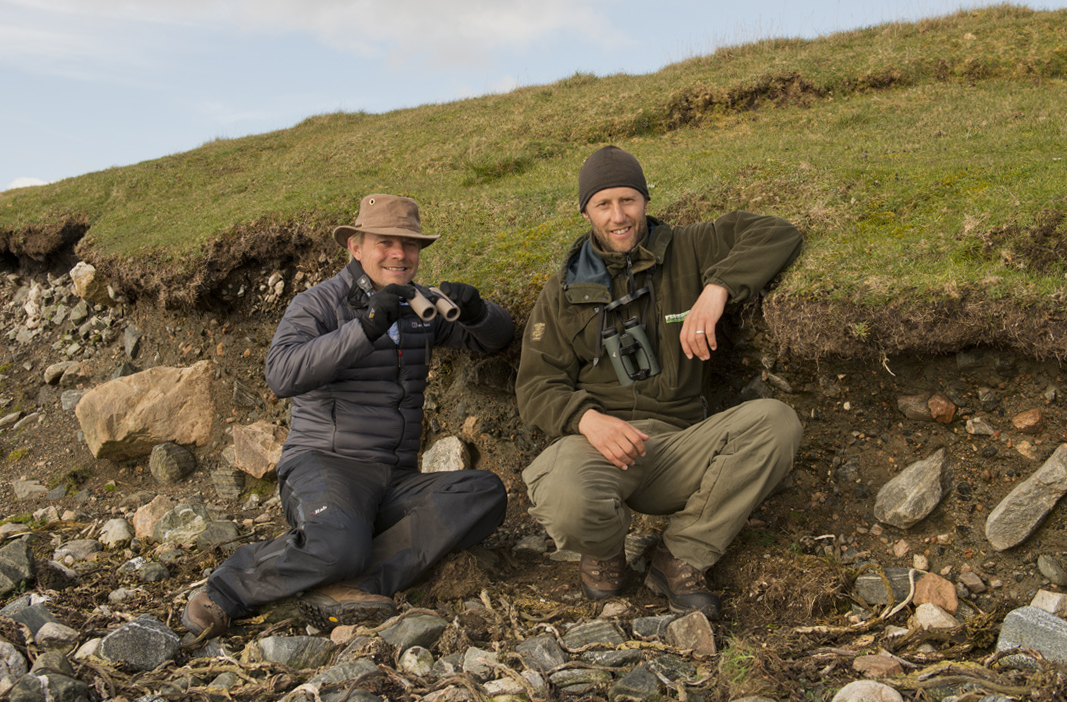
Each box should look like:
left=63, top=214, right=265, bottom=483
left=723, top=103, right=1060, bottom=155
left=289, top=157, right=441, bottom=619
left=694, top=211, right=803, bottom=304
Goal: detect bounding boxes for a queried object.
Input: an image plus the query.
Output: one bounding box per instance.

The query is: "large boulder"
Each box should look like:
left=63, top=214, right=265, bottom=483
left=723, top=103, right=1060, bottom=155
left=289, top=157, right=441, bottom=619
left=69, top=261, right=114, bottom=307
left=75, top=361, right=215, bottom=460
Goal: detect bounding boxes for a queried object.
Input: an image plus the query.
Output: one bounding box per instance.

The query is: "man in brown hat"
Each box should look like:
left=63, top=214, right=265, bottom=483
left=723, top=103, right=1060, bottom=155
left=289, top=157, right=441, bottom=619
left=516, top=146, right=804, bottom=618
left=182, top=194, right=514, bottom=637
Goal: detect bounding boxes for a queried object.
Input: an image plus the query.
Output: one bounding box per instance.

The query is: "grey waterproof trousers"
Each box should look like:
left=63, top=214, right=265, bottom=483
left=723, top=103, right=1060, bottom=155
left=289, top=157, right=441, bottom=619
left=523, top=398, right=802, bottom=569
left=206, top=450, right=507, bottom=619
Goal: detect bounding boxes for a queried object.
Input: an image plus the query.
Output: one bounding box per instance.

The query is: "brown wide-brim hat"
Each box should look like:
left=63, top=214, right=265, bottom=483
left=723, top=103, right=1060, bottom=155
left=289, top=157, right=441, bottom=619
left=333, top=194, right=440, bottom=249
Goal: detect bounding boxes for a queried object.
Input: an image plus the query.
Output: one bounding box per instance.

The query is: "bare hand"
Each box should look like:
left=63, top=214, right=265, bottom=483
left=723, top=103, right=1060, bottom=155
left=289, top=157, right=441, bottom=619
left=578, top=409, right=650, bottom=470
left=680, top=284, right=729, bottom=361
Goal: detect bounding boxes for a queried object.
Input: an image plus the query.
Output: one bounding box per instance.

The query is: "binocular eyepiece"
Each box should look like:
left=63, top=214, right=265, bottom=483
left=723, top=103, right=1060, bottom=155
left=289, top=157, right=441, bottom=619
left=601, top=317, right=660, bottom=386
left=406, top=287, right=460, bottom=322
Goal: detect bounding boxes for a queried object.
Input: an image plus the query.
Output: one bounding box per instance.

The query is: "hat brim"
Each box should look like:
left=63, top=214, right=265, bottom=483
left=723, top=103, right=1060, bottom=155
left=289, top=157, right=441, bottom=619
left=333, top=225, right=440, bottom=249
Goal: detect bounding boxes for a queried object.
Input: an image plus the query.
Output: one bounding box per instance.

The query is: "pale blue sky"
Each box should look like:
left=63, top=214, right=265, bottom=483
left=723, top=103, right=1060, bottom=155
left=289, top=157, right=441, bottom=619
left=2, top=1, right=1063, bottom=190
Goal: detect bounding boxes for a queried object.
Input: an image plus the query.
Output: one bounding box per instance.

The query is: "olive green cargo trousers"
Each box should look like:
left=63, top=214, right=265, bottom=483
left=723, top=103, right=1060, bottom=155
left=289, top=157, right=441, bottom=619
left=522, top=398, right=802, bottom=569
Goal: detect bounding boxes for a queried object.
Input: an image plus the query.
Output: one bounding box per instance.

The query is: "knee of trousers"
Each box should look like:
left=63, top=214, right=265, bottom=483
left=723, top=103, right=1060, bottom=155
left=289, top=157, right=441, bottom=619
left=535, top=490, right=627, bottom=547
left=747, top=398, right=803, bottom=454
left=298, top=512, right=374, bottom=582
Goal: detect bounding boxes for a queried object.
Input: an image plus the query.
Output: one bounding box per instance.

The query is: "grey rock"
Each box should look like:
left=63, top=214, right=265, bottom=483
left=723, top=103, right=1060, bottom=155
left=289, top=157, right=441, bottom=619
left=0, top=539, right=37, bottom=597
left=561, top=619, right=625, bottom=649
left=212, top=465, right=245, bottom=500
left=7, top=604, right=58, bottom=638
left=549, top=667, right=612, bottom=691
left=854, top=567, right=915, bottom=606
left=112, top=361, right=139, bottom=380
left=195, top=520, right=242, bottom=551
left=99, top=518, right=134, bottom=548
left=0, top=411, right=21, bottom=429
left=45, top=486, right=66, bottom=501
left=741, top=375, right=775, bottom=401
left=139, top=562, right=169, bottom=582
left=9, top=666, right=90, bottom=702
left=149, top=442, right=197, bottom=485
left=965, top=416, right=996, bottom=436
left=610, top=664, right=662, bottom=702
left=996, top=606, right=1067, bottom=668
left=247, top=636, right=336, bottom=670
left=60, top=390, right=84, bottom=411
left=580, top=648, right=642, bottom=667
left=421, top=436, right=471, bottom=473
left=54, top=539, right=102, bottom=563
left=986, top=443, right=1067, bottom=551
left=99, top=615, right=181, bottom=671
left=208, top=672, right=241, bottom=689
left=69, top=299, right=89, bottom=324
left=461, top=646, right=498, bottom=682
left=43, top=361, right=79, bottom=385
left=874, top=448, right=949, bottom=529
left=398, top=646, right=434, bottom=677
left=0, top=640, right=28, bottom=682
left=124, top=326, right=143, bottom=359
left=512, top=534, right=548, bottom=555
left=34, top=622, right=80, bottom=654
left=645, top=653, right=696, bottom=682
left=378, top=613, right=448, bottom=654
left=153, top=502, right=212, bottom=544
left=12, top=412, right=40, bottom=431
left=632, top=614, right=677, bottom=639
left=516, top=633, right=566, bottom=671
left=306, top=659, right=380, bottom=687
left=12, top=479, right=47, bottom=501
left=978, top=387, right=999, bottom=410
left=1038, top=554, right=1067, bottom=587
left=431, top=652, right=462, bottom=678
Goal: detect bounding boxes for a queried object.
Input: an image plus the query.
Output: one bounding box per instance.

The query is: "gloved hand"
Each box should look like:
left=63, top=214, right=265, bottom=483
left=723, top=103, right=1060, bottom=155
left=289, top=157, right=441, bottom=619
left=438, top=281, right=486, bottom=324
left=361, top=284, right=416, bottom=340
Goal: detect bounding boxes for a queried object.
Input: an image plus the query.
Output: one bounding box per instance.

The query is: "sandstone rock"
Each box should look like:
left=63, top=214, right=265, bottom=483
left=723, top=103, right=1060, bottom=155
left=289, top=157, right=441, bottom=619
left=133, top=495, right=175, bottom=540
left=421, top=436, right=471, bottom=473
left=69, top=261, right=114, bottom=307
left=232, top=420, right=287, bottom=479
left=1031, top=590, right=1067, bottom=616
left=914, top=572, right=958, bottom=614
left=75, top=361, right=215, bottom=460
left=99, top=519, right=134, bottom=548
left=666, top=611, right=716, bottom=656
left=874, top=448, right=949, bottom=529
left=909, top=602, right=960, bottom=631
left=897, top=393, right=956, bottom=423
left=852, top=653, right=903, bottom=678
left=832, top=680, right=903, bottom=702
left=1012, top=408, right=1045, bottom=434
left=985, top=443, right=1067, bottom=551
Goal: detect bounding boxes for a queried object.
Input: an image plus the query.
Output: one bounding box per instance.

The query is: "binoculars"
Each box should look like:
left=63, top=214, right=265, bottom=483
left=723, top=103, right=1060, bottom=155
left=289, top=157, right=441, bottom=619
left=405, top=287, right=461, bottom=322
left=601, top=317, right=660, bottom=386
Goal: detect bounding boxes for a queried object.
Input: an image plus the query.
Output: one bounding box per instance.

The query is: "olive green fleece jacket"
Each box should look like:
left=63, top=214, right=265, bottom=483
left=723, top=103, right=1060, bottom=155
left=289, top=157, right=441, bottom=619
left=516, top=211, right=803, bottom=439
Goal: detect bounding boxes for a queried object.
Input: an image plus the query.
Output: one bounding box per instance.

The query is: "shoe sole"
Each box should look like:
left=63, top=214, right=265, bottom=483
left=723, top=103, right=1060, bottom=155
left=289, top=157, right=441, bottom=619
left=581, top=582, right=624, bottom=601
left=298, top=599, right=397, bottom=631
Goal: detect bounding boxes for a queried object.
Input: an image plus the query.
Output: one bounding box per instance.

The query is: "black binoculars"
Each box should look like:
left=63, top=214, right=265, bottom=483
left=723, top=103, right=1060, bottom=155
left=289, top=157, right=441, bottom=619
left=601, top=317, right=660, bottom=386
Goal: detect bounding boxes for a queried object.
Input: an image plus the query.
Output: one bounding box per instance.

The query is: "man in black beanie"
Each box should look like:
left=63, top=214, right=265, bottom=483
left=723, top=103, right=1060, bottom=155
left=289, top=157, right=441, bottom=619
left=516, top=145, right=804, bottom=618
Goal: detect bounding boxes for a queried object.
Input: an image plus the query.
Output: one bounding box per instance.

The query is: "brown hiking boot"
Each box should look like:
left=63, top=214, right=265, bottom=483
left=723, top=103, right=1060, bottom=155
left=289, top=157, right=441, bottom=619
left=644, top=543, right=721, bottom=620
left=181, top=591, right=231, bottom=638
left=298, top=583, right=398, bottom=630
left=579, top=551, right=627, bottom=601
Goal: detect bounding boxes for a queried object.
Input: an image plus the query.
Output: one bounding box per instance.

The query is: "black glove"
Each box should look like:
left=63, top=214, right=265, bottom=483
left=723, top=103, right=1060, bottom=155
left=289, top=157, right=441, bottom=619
left=361, top=284, right=416, bottom=341
left=438, top=281, right=486, bottom=324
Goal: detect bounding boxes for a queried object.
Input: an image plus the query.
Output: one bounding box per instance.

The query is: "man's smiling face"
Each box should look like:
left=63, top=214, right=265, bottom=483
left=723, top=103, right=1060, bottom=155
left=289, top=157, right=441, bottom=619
left=582, top=186, right=649, bottom=254
left=348, top=232, right=421, bottom=289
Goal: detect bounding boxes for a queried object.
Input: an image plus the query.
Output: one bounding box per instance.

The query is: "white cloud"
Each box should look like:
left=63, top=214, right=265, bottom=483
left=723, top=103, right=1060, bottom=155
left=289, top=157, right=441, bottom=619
left=5, top=177, right=48, bottom=190
left=0, top=0, right=616, bottom=72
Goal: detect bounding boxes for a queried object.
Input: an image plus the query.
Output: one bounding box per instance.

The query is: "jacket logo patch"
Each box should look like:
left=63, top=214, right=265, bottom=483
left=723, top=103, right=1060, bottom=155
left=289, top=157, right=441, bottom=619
left=531, top=322, right=545, bottom=342
left=311, top=505, right=329, bottom=516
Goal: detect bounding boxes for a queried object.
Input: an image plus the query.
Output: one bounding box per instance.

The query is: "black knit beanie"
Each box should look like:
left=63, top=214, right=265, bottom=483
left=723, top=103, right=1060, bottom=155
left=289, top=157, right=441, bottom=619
left=578, top=145, right=650, bottom=212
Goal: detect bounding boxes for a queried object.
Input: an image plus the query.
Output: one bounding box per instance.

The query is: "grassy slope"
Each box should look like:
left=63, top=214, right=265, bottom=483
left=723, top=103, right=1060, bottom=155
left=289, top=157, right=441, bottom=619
left=1, top=4, right=1064, bottom=356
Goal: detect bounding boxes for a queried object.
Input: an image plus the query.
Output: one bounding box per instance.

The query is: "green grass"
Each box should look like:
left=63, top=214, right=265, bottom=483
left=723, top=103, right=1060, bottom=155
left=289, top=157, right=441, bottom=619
left=1, top=4, right=1064, bottom=350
